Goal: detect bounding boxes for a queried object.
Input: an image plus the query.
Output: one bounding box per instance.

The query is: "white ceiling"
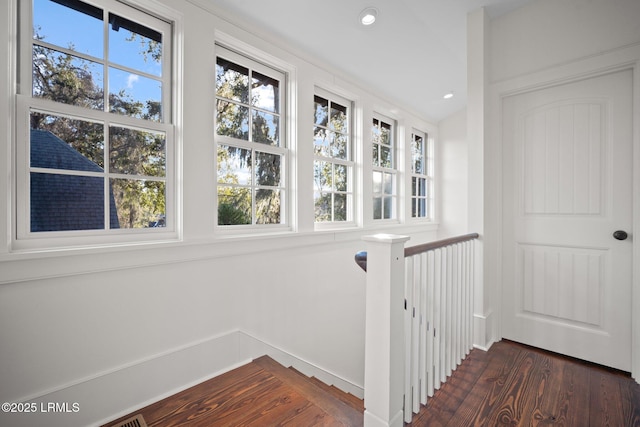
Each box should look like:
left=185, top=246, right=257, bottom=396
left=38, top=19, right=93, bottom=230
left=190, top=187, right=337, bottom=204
left=206, top=0, right=531, bottom=122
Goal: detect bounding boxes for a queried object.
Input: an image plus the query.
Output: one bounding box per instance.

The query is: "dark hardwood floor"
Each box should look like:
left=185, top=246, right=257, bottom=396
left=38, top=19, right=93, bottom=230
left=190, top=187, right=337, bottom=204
left=102, top=355, right=363, bottom=427
left=103, top=340, right=640, bottom=427
left=410, top=340, right=640, bottom=427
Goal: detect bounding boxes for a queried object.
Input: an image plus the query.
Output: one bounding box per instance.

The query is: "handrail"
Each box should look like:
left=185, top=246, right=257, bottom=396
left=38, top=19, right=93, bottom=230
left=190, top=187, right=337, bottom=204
left=354, top=251, right=368, bottom=271
left=403, top=233, right=479, bottom=257
left=355, top=233, right=479, bottom=271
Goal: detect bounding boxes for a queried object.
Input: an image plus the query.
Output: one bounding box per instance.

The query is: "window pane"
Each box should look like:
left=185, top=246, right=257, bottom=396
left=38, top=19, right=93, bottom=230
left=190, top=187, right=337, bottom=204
left=412, top=134, right=424, bottom=173
left=255, top=152, right=281, bottom=186
left=313, top=127, right=330, bottom=157
left=380, top=146, right=392, bottom=168
left=109, top=126, right=165, bottom=177
left=31, top=172, right=104, bottom=231
left=217, top=145, right=251, bottom=185
left=314, top=96, right=328, bottom=126
left=314, top=160, right=331, bottom=192
left=380, top=121, right=391, bottom=145
left=334, top=164, right=347, bottom=192
left=373, top=171, right=382, bottom=194
left=256, top=189, right=281, bottom=224
left=216, top=100, right=249, bottom=140
left=314, top=192, right=332, bottom=222
left=373, top=196, right=382, bottom=220
left=334, top=193, right=347, bottom=221
left=331, top=131, right=348, bottom=159
left=330, top=102, right=348, bottom=132
left=218, top=186, right=251, bottom=225
left=383, top=196, right=393, bottom=219
left=413, top=153, right=424, bottom=174
left=33, top=0, right=103, bottom=58
left=252, top=110, right=279, bottom=146
left=372, top=144, right=379, bottom=166
left=251, top=71, right=278, bottom=112
left=372, top=119, right=381, bottom=144
left=109, top=12, right=162, bottom=77
left=30, top=113, right=104, bottom=169
left=417, top=177, right=426, bottom=196
left=383, top=172, right=393, bottom=194
left=109, top=67, right=162, bottom=122
left=111, top=178, right=165, bottom=228
left=216, top=57, right=249, bottom=104
left=33, top=46, right=104, bottom=110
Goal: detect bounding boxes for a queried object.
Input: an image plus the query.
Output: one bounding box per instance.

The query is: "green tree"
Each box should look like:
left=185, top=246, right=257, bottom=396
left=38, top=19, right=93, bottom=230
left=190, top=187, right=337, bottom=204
left=31, top=31, right=166, bottom=229
left=313, top=100, right=349, bottom=222
left=215, top=58, right=282, bottom=225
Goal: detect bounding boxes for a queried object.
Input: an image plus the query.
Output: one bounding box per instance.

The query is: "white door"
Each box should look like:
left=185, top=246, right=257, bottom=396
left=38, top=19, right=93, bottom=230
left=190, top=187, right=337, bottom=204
left=501, top=69, right=633, bottom=371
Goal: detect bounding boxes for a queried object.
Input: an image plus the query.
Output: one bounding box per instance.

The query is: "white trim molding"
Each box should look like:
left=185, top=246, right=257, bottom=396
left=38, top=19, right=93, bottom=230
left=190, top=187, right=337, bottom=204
left=0, top=329, right=364, bottom=427
left=490, top=43, right=640, bottom=383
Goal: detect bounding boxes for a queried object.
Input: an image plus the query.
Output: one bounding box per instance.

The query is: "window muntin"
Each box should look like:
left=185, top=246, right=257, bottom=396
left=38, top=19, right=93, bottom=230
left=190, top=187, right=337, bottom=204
left=215, top=47, right=286, bottom=227
left=410, top=129, right=433, bottom=219
left=313, top=92, right=353, bottom=223
left=18, top=0, right=174, bottom=242
left=372, top=115, right=397, bottom=220
left=32, top=0, right=166, bottom=122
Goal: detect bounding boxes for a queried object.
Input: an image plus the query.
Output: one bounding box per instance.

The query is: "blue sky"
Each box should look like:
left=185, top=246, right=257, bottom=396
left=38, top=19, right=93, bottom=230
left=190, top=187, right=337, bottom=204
left=34, top=0, right=162, bottom=114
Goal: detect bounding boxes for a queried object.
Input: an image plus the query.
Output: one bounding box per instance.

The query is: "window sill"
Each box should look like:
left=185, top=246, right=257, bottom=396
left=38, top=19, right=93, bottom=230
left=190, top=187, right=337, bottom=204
left=0, top=222, right=438, bottom=285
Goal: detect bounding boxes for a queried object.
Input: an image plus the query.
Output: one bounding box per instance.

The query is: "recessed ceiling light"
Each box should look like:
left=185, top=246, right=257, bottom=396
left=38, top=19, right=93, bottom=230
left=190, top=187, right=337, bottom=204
left=443, top=92, right=454, bottom=99
left=359, top=7, right=378, bottom=26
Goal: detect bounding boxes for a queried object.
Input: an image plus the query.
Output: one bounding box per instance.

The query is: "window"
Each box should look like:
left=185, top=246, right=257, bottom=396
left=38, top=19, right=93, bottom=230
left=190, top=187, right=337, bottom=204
left=371, top=115, right=397, bottom=220
left=215, top=46, right=286, bottom=227
left=313, top=90, right=353, bottom=224
left=17, top=0, right=175, bottom=245
left=410, top=129, right=433, bottom=219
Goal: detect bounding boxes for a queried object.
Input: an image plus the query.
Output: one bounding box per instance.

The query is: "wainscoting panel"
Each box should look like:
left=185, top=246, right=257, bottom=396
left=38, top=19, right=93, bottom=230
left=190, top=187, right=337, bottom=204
left=518, top=243, right=604, bottom=327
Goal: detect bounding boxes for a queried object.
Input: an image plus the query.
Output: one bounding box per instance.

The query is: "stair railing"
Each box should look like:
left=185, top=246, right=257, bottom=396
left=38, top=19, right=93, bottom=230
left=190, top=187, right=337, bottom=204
left=356, top=232, right=479, bottom=427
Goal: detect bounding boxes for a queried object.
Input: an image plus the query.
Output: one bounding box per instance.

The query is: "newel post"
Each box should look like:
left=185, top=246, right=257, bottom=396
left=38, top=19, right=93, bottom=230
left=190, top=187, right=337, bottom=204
left=362, top=233, right=410, bottom=427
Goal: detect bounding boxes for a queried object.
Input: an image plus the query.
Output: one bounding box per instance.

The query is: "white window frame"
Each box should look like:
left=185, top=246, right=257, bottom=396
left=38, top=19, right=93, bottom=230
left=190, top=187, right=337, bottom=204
left=409, top=128, right=434, bottom=221
left=371, top=113, right=398, bottom=221
left=313, top=87, right=355, bottom=229
left=214, top=44, right=290, bottom=232
left=13, top=0, right=181, bottom=252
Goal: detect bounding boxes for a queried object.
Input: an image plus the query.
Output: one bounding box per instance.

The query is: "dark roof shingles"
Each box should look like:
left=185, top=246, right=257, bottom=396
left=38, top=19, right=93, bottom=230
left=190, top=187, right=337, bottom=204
left=30, top=129, right=120, bottom=231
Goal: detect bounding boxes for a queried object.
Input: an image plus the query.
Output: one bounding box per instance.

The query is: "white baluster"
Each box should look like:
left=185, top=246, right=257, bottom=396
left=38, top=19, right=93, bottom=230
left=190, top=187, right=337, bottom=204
left=426, top=250, right=435, bottom=397
left=403, top=256, right=413, bottom=423
left=411, top=255, right=420, bottom=415
left=419, top=252, right=428, bottom=406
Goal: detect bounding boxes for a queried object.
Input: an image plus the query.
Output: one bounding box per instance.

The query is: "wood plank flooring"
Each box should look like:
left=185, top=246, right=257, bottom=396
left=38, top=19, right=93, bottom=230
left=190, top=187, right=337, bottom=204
left=102, top=355, right=363, bottom=427
left=102, top=340, right=640, bottom=427
left=410, top=340, right=640, bottom=426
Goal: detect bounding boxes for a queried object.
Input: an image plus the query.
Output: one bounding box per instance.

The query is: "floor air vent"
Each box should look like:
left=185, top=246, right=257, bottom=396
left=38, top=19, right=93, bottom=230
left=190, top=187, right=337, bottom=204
left=110, top=414, right=148, bottom=427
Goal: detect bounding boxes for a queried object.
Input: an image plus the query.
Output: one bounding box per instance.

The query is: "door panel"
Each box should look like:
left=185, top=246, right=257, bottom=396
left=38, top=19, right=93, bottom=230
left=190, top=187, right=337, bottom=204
left=502, top=69, right=633, bottom=371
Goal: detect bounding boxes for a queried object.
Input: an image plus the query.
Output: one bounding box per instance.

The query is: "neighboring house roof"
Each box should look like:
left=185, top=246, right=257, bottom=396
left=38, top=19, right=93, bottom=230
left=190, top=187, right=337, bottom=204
left=30, top=129, right=120, bottom=231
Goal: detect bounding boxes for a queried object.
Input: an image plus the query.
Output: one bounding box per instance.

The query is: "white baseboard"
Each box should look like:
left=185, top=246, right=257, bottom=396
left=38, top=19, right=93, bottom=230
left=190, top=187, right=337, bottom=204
left=0, top=330, right=246, bottom=427
left=237, top=330, right=364, bottom=399
left=0, top=330, right=363, bottom=427
left=363, top=408, right=404, bottom=427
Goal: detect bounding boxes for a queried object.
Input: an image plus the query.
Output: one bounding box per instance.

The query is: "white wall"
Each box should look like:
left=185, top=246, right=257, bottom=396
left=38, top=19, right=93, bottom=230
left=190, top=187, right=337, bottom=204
left=437, top=108, right=468, bottom=238
left=0, top=1, right=440, bottom=426
left=490, top=0, right=640, bottom=83
left=483, top=0, right=640, bottom=369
